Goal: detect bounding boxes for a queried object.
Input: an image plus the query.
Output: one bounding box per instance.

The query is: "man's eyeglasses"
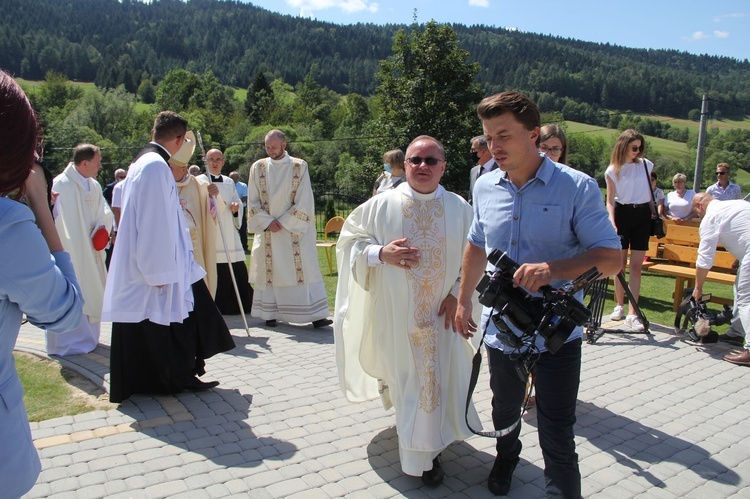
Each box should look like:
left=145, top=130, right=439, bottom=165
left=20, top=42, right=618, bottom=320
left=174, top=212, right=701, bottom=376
left=629, top=145, right=643, bottom=152
left=716, top=171, right=728, bottom=176
left=540, top=146, right=563, bottom=155
left=406, top=156, right=445, bottom=166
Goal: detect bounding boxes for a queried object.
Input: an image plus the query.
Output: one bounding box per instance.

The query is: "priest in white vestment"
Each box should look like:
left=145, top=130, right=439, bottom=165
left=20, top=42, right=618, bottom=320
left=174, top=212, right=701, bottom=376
left=334, top=136, right=480, bottom=486
left=49, top=144, right=113, bottom=355
left=198, top=148, right=254, bottom=315
left=247, top=129, right=331, bottom=328
left=168, top=131, right=218, bottom=297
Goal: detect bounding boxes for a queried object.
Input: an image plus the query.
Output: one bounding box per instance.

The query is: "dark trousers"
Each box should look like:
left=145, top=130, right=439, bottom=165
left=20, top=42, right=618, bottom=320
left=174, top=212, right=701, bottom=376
left=488, top=338, right=582, bottom=499
left=239, top=211, right=248, bottom=251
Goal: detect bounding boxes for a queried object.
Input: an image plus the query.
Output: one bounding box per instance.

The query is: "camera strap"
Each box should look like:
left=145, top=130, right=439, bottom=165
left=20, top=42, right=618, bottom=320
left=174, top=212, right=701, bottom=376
left=464, top=317, right=530, bottom=438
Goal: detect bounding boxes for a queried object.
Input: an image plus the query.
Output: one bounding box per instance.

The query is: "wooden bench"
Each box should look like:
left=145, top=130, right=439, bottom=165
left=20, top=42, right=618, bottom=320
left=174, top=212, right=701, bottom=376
left=645, top=220, right=736, bottom=311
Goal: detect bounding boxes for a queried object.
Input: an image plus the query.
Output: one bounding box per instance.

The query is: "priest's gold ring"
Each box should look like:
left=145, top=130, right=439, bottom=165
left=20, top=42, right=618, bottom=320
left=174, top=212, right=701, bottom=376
left=399, top=259, right=406, bottom=266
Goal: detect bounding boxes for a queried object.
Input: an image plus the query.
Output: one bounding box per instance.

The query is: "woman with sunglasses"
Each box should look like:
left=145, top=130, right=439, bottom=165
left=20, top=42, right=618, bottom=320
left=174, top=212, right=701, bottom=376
left=538, top=124, right=568, bottom=165
left=664, top=173, right=696, bottom=223
left=604, top=129, right=654, bottom=330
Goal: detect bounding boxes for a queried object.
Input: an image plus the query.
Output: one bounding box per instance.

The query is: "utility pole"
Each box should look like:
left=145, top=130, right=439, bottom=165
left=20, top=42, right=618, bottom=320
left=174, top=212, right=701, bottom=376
left=693, top=94, right=709, bottom=192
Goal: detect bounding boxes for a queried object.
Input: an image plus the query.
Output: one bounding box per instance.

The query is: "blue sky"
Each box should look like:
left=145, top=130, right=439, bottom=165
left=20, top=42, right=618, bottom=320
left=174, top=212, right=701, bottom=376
left=244, top=0, right=749, bottom=61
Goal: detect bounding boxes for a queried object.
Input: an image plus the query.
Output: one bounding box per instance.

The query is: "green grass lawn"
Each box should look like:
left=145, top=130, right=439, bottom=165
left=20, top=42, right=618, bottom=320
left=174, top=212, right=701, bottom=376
left=599, top=270, right=733, bottom=333
left=15, top=352, right=109, bottom=421
left=644, top=114, right=750, bottom=133
left=566, top=121, right=692, bottom=161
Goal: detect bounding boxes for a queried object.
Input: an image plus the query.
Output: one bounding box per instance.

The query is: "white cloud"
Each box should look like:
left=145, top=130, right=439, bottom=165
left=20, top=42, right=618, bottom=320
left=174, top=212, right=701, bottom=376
left=683, top=31, right=709, bottom=41
left=714, top=30, right=730, bottom=38
left=713, top=12, right=746, bottom=22
left=469, top=0, right=490, bottom=7
left=286, top=0, right=379, bottom=17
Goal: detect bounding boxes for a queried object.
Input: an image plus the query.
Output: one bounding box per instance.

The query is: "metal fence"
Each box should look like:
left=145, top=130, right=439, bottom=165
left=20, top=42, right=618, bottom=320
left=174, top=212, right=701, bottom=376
left=312, top=186, right=368, bottom=238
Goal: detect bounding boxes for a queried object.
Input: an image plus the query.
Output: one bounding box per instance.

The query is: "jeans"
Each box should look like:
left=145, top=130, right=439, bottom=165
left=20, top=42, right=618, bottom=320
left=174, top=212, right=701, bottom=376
left=488, top=338, right=582, bottom=499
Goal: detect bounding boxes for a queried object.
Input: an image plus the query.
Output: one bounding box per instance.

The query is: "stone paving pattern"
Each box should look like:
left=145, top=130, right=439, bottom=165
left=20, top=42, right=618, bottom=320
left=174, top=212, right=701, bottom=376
left=15, top=316, right=750, bottom=498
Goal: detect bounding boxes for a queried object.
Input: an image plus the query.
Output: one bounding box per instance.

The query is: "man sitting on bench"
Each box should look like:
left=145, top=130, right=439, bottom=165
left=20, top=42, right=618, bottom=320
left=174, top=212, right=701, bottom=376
left=691, top=193, right=750, bottom=364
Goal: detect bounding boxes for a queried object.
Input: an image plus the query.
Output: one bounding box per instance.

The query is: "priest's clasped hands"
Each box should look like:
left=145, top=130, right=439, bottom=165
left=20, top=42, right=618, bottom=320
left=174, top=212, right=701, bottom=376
left=380, top=237, right=420, bottom=269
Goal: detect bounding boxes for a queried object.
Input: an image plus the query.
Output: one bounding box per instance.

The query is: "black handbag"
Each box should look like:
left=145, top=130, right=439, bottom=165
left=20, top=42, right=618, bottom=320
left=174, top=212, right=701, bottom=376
left=644, top=163, right=666, bottom=239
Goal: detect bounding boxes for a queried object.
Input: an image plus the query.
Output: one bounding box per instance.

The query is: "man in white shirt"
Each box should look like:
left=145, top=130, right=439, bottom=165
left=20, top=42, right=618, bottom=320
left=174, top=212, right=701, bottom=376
left=48, top=144, right=114, bottom=355
left=706, top=163, right=743, bottom=201
left=692, top=193, right=750, bottom=364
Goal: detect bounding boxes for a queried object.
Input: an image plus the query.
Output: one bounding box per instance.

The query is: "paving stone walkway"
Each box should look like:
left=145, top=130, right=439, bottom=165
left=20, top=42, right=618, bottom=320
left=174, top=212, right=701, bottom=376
left=15, top=316, right=750, bottom=498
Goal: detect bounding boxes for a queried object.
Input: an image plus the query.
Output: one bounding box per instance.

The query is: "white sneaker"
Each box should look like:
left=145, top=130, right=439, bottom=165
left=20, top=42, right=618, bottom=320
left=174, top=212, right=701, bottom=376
left=625, top=315, right=643, bottom=331
left=610, top=305, right=625, bottom=321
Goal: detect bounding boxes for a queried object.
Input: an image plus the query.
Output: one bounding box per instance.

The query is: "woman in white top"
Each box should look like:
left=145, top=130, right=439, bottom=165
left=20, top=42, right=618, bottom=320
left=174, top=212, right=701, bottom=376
left=664, top=173, right=696, bottom=223
left=605, top=129, right=653, bottom=330
left=373, top=148, right=406, bottom=195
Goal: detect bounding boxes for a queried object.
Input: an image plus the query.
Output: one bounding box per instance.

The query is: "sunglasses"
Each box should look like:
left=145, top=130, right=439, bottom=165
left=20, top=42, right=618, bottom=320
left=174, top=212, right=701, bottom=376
left=406, top=156, right=445, bottom=166
left=629, top=145, right=643, bottom=152
left=716, top=171, right=728, bottom=176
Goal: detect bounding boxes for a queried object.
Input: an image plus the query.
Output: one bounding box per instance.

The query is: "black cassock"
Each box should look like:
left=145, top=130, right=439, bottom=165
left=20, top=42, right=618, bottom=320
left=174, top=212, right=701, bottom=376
left=109, top=279, right=235, bottom=403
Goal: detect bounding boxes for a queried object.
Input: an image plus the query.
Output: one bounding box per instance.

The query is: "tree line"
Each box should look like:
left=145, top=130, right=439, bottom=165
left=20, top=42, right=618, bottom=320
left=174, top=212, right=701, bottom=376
left=3, top=0, right=750, bottom=124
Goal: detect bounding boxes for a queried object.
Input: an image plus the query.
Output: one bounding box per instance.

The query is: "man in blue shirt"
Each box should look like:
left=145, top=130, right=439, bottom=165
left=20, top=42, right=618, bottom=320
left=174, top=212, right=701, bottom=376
left=455, top=91, right=621, bottom=498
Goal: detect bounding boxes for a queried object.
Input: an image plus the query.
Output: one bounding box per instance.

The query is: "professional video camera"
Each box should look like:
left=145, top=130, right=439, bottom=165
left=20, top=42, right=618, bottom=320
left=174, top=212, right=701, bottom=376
left=675, top=294, right=733, bottom=343
left=476, top=250, right=599, bottom=379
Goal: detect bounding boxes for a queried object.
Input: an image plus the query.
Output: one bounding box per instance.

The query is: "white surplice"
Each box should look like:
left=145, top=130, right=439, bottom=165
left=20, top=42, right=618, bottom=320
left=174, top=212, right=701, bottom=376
left=246, top=153, right=329, bottom=322
left=198, top=174, right=244, bottom=263
left=48, top=163, right=113, bottom=355
left=102, top=144, right=205, bottom=326
left=334, top=183, right=480, bottom=476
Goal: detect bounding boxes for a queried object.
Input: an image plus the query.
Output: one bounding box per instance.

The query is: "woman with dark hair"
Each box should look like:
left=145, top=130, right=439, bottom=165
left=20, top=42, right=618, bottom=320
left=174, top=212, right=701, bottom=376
left=539, top=124, right=568, bottom=165
left=605, top=129, right=654, bottom=331
left=0, top=70, right=83, bottom=497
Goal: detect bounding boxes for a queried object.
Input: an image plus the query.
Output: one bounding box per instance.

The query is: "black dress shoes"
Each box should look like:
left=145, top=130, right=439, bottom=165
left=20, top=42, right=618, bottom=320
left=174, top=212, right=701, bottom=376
left=312, top=318, right=333, bottom=328
left=487, top=456, right=519, bottom=495
left=421, top=454, right=444, bottom=487
left=184, top=376, right=220, bottom=392
left=265, top=319, right=278, bottom=327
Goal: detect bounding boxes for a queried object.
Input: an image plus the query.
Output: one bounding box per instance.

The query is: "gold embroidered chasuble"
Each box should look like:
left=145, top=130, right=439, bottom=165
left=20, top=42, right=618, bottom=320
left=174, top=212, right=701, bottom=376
left=175, top=174, right=218, bottom=297
left=246, top=153, right=328, bottom=322
left=334, top=184, right=480, bottom=476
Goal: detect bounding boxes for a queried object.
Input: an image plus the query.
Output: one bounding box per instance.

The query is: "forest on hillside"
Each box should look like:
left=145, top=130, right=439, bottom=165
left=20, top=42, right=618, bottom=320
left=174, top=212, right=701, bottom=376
left=23, top=31, right=750, bottom=205
left=2, top=0, right=750, bottom=123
